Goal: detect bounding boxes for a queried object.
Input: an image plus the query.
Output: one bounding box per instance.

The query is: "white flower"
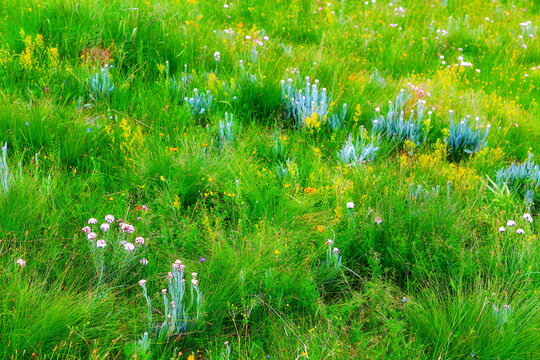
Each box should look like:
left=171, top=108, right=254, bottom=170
left=170, top=301, right=176, bottom=309
left=326, top=239, right=334, bottom=246
left=346, top=202, right=354, bottom=209
left=167, top=272, right=173, bottom=280
left=124, top=242, right=135, bottom=251
left=100, top=223, right=110, bottom=232
left=82, top=226, right=92, bottom=234
left=214, top=51, right=221, bottom=62
left=506, top=220, right=516, bottom=227
left=523, top=213, right=533, bottom=223
left=87, top=232, right=97, bottom=241
left=139, top=279, right=147, bottom=287
left=172, top=259, right=182, bottom=269
left=120, top=240, right=127, bottom=246
left=498, top=226, right=506, bottom=233
left=191, top=279, right=199, bottom=287
left=88, top=218, right=98, bottom=225
left=179, top=264, right=186, bottom=271
left=140, top=258, right=149, bottom=266
left=191, top=272, right=198, bottom=279
left=105, top=215, right=115, bottom=223
left=96, top=239, right=107, bottom=248
left=135, top=236, right=145, bottom=245
left=16, top=258, right=26, bottom=267
left=375, top=217, right=382, bottom=224
left=333, top=247, right=340, bottom=254
left=161, top=289, right=167, bottom=295
left=516, top=228, right=525, bottom=234
left=375, top=107, right=380, bottom=112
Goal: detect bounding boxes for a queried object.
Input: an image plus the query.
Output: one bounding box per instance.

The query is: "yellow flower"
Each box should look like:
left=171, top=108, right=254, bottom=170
left=160, top=175, right=165, bottom=181
left=188, top=356, right=195, bottom=360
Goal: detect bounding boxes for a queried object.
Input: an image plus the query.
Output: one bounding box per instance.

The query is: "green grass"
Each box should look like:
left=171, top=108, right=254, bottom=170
left=0, top=0, right=539, bottom=359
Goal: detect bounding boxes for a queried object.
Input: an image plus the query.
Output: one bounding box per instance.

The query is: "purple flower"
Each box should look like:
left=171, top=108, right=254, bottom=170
left=200, top=256, right=206, bottom=263
left=87, top=128, right=91, bottom=133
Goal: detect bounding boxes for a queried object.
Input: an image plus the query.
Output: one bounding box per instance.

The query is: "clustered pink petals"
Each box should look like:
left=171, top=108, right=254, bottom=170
left=87, top=232, right=97, bottom=241
left=135, top=236, right=145, bottom=245
left=96, top=239, right=107, bottom=248
left=88, top=218, right=98, bottom=225
left=124, top=242, right=135, bottom=251
left=82, top=226, right=92, bottom=234
left=140, top=258, right=149, bottom=266
left=16, top=258, right=26, bottom=267
left=100, top=223, right=110, bottom=232
left=121, top=223, right=135, bottom=234
left=105, top=214, right=115, bottom=223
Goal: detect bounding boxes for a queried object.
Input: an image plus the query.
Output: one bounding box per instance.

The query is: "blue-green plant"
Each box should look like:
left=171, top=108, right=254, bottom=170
left=372, top=90, right=427, bottom=145
left=281, top=76, right=347, bottom=131
left=337, top=130, right=379, bottom=166
left=0, top=142, right=10, bottom=195
left=88, top=65, right=114, bottom=101
left=328, top=103, right=347, bottom=132
left=137, top=260, right=203, bottom=343
left=495, top=153, right=540, bottom=206
left=218, top=112, right=235, bottom=147
left=445, top=114, right=490, bottom=159
left=185, top=88, right=213, bottom=117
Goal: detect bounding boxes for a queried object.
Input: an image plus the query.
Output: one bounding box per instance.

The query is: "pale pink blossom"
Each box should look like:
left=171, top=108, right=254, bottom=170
left=105, top=215, right=115, bottom=223
left=87, top=232, right=97, bottom=241
left=16, top=258, right=26, bottom=267
left=88, top=218, right=98, bottom=225
left=124, top=242, right=135, bottom=251
left=100, top=223, right=110, bottom=232
left=96, top=239, right=106, bottom=248
left=135, top=236, right=145, bottom=245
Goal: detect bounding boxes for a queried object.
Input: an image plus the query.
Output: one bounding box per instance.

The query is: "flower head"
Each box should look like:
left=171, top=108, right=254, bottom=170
left=138, top=279, right=147, bottom=287
left=199, top=256, right=206, bottom=263
left=124, top=242, right=135, bottom=251
left=135, top=236, right=145, bottom=245
left=499, top=226, right=506, bottom=233
left=161, top=289, right=167, bottom=295
left=506, top=220, right=516, bottom=227
left=105, top=214, right=115, bottom=223
left=16, top=258, right=26, bottom=268
left=140, top=258, right=148, bottom=266
left=346, top=202, right=354, bottom=209
left=523, top=213, right=533, bottom=223
left=402, top=297, right=407, bottom=303
left=191, top=272, right=198, bottom=279
left=121, top=223, right=135, bottom=233
left=191, top=279, right=199, bottom=287
left=516, top=228, right=525, bottom=234
left=96, top=239, right=107, bottom=248
left=88, top=218, right=98, bottom=225
left=87, top=232, right=97, bottom=241
left=333, top=247, right=340, bottom=255
left=214, top=51, right=221, bottom=62
left=100, top=223, right=110, bottom=232
left=375, top=217, right=382, bottom=224
left=326, top=239, right=334, bottom=246
left=172, top=259, right=182, bottom=269
left=82, top=226, right=92, bottom=233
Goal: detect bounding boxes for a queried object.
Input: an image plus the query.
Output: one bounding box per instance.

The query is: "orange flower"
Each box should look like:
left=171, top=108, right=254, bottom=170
left=304, top=187, right=316, bottom=194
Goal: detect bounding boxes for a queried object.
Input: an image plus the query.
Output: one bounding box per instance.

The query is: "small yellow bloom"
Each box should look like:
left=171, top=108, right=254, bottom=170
left=274, top=250, right=279, bottom=255
left=160, top=175, right=165, bottom=181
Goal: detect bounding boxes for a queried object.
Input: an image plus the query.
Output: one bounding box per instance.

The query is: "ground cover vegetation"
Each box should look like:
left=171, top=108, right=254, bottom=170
left=0, top=0, right=539, bottom=358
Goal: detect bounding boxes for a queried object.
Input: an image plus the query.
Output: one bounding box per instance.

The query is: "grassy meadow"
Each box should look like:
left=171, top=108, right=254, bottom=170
left=0, top=0, right=539, bottom=358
